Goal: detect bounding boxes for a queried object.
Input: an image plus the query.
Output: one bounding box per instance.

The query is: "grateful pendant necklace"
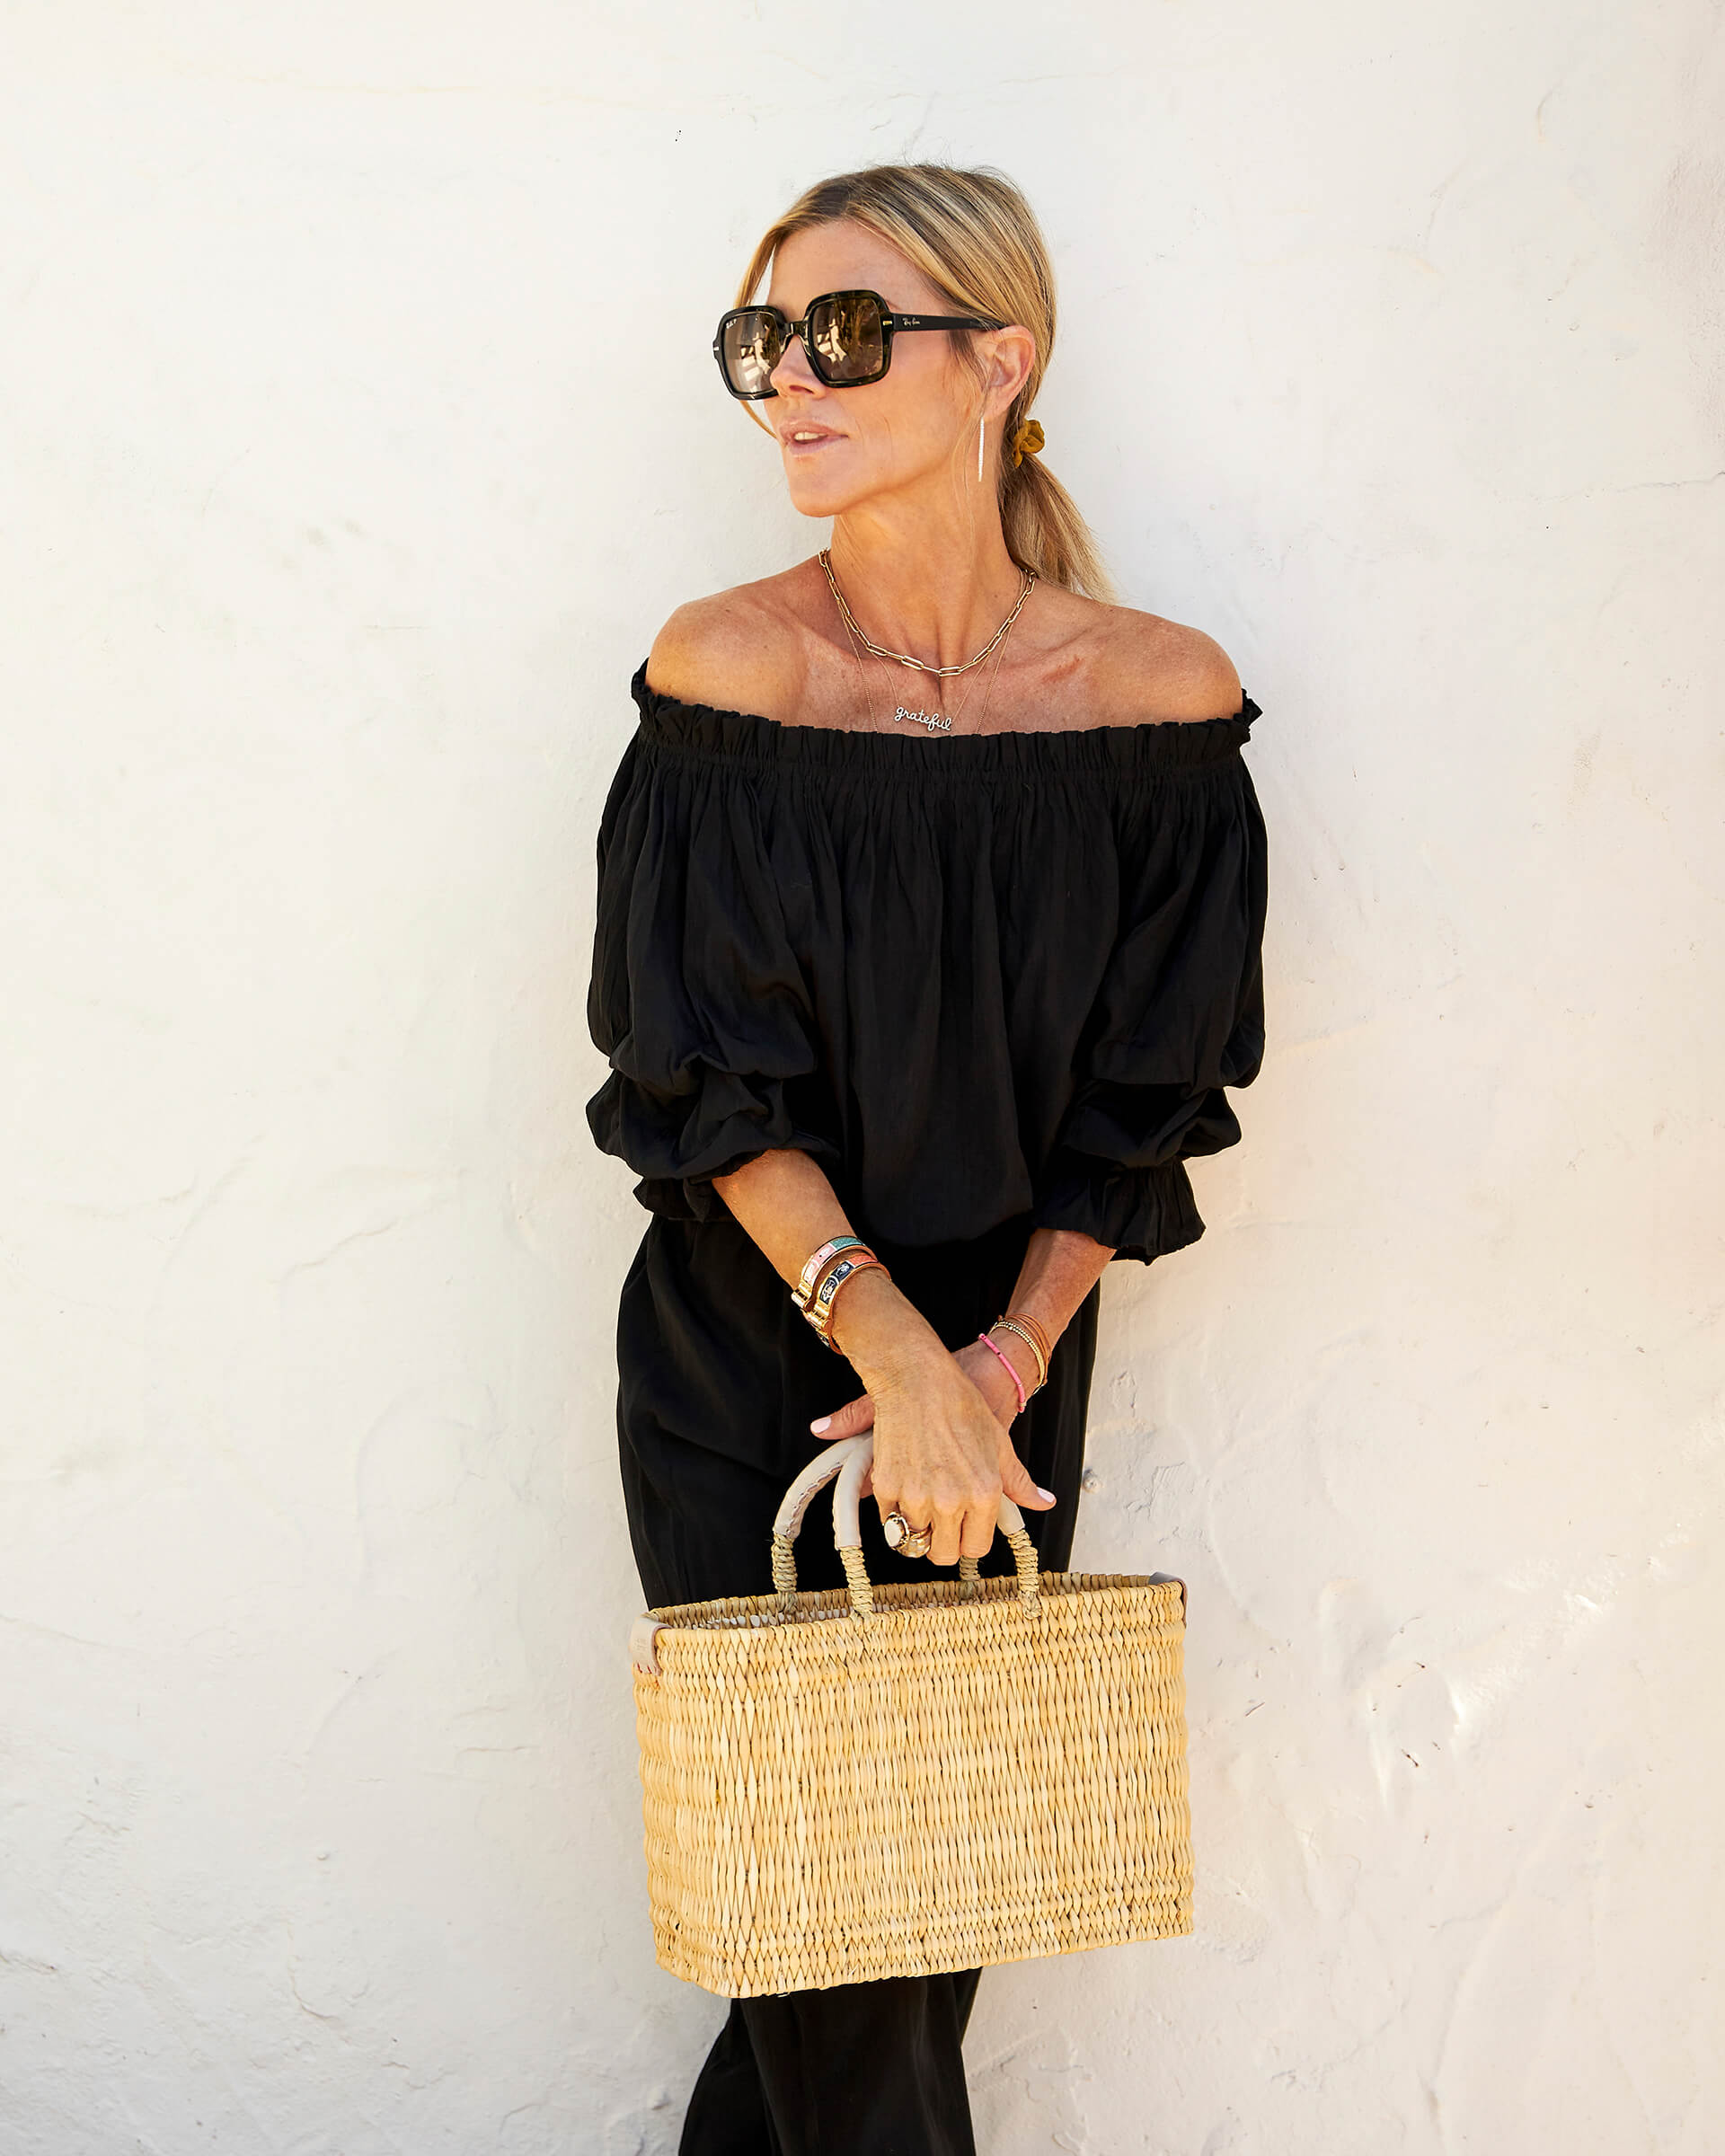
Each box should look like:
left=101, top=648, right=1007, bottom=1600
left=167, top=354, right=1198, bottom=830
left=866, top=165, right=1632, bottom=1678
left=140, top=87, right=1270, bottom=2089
left=818, top=548, right=1036, bottom=733
left=835, top=564, right=1024, bottom=739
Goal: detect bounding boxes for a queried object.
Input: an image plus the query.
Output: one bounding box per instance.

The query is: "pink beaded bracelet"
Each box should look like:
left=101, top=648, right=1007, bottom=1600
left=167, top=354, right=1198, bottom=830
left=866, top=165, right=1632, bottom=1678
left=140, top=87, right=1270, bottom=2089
left=976, top=1329, right=1028, bottom=1416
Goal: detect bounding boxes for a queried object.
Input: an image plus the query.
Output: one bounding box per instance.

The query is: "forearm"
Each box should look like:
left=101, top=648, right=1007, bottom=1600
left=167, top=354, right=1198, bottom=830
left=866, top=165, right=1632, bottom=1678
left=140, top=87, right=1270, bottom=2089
left=1003, top=1227, right=1115, bottom=1354
left=714, top=1153, right=1113, bottom=1398
left=713, top=1150, right=1072, bottom=1542
left=709, top=1148, right=943, bottom=1384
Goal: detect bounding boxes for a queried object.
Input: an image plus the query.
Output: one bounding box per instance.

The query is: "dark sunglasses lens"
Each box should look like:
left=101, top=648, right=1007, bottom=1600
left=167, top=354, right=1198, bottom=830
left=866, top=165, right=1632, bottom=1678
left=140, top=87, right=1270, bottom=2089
left=808, top=292, right=885, bottom=382
left=721, top=310, right=784, bottom=395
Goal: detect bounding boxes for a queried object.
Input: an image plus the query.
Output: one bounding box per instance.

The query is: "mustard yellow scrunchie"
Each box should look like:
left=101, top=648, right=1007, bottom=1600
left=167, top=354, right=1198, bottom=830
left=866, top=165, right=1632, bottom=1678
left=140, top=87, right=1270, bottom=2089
left=1010, top=420, right=1045, bottom=468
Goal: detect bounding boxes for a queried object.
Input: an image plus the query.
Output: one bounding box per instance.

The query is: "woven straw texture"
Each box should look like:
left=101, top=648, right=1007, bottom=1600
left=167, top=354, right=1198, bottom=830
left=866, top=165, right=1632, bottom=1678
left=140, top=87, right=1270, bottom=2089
left=633, top=1568, right=1192, bottom=1997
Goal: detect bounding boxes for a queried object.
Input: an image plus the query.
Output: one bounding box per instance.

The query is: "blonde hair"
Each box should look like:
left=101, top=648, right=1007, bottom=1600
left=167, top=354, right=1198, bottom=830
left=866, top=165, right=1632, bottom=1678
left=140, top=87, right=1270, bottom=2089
left=736, top=162, right=1114, bottom=602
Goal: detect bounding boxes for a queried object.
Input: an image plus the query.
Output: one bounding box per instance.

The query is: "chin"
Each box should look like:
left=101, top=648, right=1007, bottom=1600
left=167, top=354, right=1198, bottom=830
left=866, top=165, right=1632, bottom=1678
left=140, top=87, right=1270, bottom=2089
left=783, top=474, right=862, bottom=520
left=780, top=446, right=883, bottom=522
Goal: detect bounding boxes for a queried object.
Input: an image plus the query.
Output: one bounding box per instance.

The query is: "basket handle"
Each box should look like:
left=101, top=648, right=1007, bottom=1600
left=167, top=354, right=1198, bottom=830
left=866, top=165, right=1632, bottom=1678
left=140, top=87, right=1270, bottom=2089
left=770, top=1434, right=1041, bottom=1618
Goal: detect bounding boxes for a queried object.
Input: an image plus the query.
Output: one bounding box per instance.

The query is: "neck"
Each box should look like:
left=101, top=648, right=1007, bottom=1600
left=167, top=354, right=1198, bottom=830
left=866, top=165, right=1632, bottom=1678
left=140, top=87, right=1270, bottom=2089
left=825, top=485, right=1026, bottom=671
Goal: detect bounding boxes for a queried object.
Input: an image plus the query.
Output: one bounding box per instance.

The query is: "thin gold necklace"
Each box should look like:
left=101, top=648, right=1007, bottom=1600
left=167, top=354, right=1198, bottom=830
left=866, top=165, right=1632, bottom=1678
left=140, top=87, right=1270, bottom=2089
left=836, top=574, right=1024, bottom=738
left=818, top=548, right=1037, bottom=684
left=956, top=606, right=1017, bottom=734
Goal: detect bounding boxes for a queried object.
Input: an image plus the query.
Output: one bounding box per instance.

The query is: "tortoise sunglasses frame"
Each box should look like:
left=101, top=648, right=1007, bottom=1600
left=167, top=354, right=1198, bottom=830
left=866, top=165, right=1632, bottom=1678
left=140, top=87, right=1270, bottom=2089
left=712, top=287, right=1004, bottom=400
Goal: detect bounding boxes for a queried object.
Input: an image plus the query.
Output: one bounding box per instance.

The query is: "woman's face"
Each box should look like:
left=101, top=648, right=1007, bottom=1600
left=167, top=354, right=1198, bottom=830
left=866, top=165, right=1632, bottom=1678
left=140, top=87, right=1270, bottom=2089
left=760, top=222, right=991, bottom=520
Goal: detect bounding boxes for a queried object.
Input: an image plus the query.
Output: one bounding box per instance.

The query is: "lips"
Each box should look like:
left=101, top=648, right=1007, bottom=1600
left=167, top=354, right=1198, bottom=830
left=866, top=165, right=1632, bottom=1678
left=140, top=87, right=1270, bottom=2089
left=782, top=424, right=844, bottom=450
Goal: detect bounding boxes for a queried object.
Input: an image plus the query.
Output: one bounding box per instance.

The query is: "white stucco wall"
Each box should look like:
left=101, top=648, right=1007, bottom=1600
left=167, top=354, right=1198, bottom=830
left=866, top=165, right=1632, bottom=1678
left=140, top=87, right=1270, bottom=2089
left=4, top=4, right=1721, bottom=2150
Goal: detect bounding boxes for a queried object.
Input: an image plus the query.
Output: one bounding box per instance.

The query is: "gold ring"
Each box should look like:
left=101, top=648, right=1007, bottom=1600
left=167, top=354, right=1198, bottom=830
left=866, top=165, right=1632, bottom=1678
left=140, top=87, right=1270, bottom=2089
left=883, top=1508, right=933, bottom=1560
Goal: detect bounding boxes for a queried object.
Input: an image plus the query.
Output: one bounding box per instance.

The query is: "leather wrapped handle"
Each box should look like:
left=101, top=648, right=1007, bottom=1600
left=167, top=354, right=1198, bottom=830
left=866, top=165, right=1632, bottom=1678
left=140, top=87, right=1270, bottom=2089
left=771, top=1435, right=1040, bottom=1617
left=630, top=1436, right=1042, bottom=1672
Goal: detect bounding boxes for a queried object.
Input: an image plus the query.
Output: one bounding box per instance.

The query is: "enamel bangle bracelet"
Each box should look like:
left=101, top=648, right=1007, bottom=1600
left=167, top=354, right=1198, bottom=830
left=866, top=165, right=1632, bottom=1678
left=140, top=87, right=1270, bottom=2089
left=793, top=1235, right=865, bottom=1311
left=807, top=1251, right=889, bottom=1352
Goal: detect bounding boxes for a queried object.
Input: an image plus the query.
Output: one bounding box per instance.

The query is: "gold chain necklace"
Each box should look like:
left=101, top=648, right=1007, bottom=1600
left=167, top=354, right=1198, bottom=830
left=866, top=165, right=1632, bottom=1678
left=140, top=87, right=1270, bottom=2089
left=818, top=548, right=1037, bottom=694
left=835, top=570, right=1024, bottom=738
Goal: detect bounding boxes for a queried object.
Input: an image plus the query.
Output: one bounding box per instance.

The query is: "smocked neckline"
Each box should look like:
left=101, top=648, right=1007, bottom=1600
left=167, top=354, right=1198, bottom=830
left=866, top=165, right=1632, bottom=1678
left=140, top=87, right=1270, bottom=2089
left=628, top=661, right=1258, bottom=779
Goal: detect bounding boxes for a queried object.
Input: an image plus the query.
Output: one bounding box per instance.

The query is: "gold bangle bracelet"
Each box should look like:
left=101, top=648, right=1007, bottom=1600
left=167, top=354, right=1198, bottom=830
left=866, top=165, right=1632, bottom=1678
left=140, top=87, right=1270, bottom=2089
left=1001, top=1307, right=1053, bottom=1366
left=989, top=1315, right=1048, bottom=1392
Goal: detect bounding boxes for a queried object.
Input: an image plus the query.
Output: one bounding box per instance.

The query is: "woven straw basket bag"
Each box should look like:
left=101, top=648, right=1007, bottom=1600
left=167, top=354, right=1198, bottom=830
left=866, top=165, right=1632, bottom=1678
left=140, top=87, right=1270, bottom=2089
left=627, top=1433, right=1193, bottom=1997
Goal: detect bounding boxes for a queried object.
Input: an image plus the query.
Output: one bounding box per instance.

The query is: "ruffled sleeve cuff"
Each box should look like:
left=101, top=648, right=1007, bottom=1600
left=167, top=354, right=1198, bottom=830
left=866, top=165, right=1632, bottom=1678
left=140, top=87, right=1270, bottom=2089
left=1031, top=1152, right=1208, bottom=1266
left=585, top=1066, right=842, bottom=1223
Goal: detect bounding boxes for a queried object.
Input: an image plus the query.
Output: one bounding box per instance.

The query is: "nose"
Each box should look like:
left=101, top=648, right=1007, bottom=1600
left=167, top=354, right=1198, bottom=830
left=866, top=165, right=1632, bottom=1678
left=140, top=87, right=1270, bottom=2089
left=768, top=326, right=824, bottom=397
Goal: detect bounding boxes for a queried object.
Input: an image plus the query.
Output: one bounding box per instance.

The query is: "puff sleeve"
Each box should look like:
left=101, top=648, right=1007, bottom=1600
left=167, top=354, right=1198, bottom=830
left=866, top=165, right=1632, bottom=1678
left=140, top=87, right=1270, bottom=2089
left=584, top=734, right=840, bottom=1221
left=1031, top=755, right=1269, bottom=1265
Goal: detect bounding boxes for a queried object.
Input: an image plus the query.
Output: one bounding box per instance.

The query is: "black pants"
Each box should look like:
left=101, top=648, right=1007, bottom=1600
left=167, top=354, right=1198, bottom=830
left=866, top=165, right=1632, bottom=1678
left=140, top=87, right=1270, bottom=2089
left=615, top=1213, right=1099, bottom=2156
left=678, top=1969, right=986, bottom=2156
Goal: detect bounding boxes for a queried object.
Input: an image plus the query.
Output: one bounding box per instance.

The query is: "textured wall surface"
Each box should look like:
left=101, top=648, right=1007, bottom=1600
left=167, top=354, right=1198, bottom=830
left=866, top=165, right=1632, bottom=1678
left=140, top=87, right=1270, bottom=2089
left=3, top=3, right=1721, bottom=2151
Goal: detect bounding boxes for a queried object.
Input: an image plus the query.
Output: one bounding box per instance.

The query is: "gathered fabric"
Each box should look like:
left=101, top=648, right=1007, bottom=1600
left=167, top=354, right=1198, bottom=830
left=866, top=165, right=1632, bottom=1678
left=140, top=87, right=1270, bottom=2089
left=586, top=662, right=1269, bottom=1265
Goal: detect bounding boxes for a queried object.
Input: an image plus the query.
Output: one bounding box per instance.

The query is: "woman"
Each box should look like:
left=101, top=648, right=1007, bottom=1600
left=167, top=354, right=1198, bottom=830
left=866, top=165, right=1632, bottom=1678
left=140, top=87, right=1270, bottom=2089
left=586, top=162, right=1268, bottom=2156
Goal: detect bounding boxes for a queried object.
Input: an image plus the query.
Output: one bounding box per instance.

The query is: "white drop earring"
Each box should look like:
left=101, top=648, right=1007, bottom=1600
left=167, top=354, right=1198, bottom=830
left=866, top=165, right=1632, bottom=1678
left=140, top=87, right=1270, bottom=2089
left=978, top=410, right=986, bottom=482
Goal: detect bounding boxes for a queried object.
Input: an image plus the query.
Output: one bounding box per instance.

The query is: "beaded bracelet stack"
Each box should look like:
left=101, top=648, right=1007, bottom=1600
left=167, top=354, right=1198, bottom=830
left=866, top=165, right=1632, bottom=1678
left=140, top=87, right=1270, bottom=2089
left=792, top=1234, right=891, bottom=1354
left=791, top=1238, right=1057, bottom=1398
left=976, top=1309, right=1054, bottom=1417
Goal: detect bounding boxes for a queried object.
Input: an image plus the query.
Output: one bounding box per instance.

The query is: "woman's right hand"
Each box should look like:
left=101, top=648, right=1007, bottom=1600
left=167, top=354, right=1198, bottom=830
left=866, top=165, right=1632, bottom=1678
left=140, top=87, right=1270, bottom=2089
left=821, top=1271, right=1056, bottom=1566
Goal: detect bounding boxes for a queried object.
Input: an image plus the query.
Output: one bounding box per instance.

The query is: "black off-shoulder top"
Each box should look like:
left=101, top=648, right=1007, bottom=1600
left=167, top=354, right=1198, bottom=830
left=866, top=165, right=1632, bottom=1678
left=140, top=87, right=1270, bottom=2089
left=585, top=661, right=1268, bottom=1264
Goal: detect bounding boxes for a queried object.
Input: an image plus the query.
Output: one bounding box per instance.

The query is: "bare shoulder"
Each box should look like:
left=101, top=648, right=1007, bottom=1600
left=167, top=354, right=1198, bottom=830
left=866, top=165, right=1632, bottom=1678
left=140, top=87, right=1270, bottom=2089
left=644, top=568, right=811, bottom=720
left=1067, top=595, right=1243, bottom=725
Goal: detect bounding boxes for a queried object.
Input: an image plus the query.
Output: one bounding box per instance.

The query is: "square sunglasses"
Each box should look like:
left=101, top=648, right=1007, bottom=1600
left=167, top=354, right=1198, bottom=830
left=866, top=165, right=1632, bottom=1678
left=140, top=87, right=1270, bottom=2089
left=712, top=287, right=1003, bottom=400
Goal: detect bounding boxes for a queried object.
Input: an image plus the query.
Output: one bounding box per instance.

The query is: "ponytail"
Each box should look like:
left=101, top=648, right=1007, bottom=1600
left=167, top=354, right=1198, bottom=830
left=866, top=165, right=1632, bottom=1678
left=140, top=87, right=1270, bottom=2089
left=998, top=413, right=1113, bottom=601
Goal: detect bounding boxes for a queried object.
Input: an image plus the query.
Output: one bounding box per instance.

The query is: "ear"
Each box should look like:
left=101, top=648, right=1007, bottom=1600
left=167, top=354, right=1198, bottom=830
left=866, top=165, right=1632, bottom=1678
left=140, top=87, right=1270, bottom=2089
left=981, top=323, right=1036, bottom=419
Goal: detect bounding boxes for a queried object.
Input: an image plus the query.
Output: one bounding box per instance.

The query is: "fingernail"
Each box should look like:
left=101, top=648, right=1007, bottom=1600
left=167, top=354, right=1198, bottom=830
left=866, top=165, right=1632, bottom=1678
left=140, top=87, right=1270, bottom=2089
left=810, top=1415, right=830, bottom=1434
left=1036, top=1487, right=1057, bottom=1503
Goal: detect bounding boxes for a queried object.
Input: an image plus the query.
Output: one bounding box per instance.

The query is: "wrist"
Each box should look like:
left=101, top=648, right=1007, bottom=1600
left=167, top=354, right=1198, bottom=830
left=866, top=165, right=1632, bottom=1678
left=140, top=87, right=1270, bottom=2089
left=965, top=1338, right=1023, bottom=1424
left=826, top=1265, right=942, bottom=1383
